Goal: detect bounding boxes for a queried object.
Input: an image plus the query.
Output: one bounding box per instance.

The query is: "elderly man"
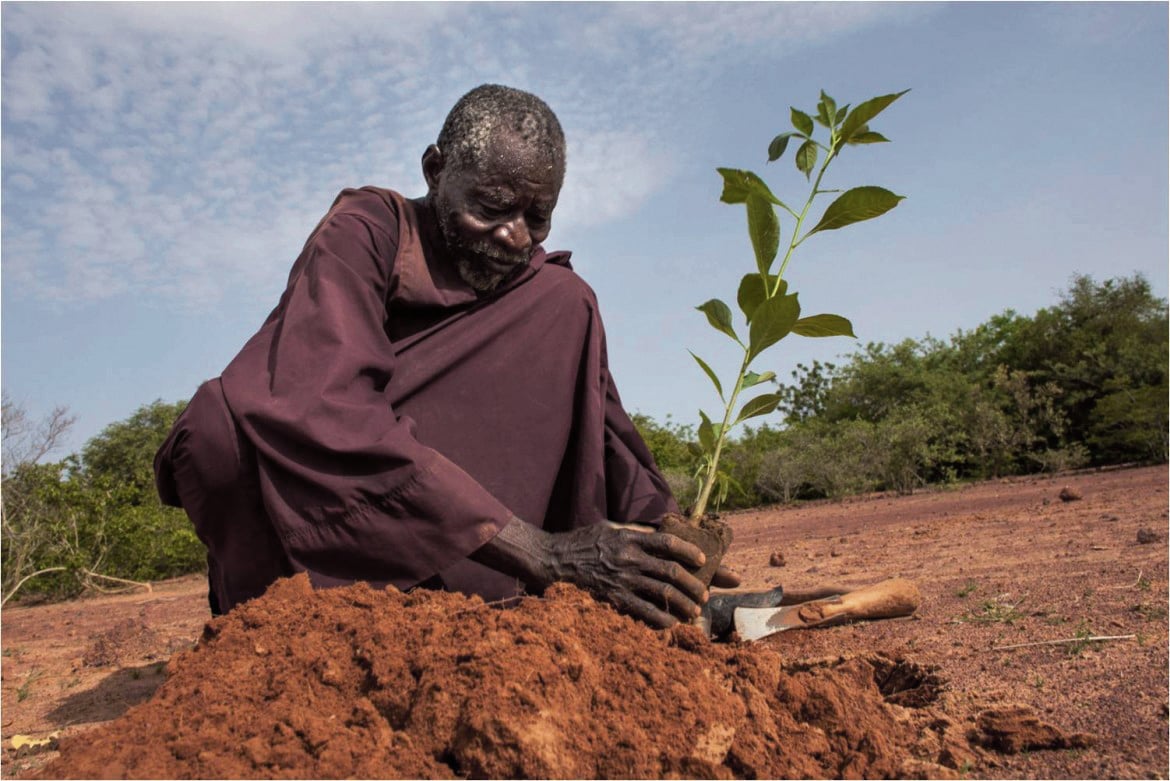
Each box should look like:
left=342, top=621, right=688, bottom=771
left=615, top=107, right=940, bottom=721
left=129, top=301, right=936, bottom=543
left=155, top=84, right=736, bottom=628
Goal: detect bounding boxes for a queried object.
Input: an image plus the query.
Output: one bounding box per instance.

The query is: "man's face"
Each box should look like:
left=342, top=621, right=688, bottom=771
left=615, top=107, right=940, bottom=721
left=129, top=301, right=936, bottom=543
left=426, top=131, right=563, bottom=292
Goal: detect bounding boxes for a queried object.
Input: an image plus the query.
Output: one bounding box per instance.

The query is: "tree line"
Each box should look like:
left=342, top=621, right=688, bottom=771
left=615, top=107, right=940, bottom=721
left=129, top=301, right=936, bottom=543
left=638, top=273, right=1167, bottom=510
left=2, top=273, right=1165, bottom=603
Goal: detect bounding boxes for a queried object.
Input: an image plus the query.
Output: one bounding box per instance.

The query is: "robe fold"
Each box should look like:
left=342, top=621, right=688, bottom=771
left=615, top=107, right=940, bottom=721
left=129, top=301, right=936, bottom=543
left=155, top=187, right=678, bottom=611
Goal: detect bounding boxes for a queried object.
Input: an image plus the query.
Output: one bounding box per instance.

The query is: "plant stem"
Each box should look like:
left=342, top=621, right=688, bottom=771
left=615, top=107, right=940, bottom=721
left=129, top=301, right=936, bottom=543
left=694, top=138, right=838, bottom=517
left=772, top=156, right=833, bottom=294
left=690, top=350, right=752, bottom=520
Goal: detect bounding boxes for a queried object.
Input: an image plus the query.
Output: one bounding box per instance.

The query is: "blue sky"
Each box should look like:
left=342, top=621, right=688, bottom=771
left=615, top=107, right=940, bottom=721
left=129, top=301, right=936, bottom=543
left=2, top=1, right=1167, bottom=458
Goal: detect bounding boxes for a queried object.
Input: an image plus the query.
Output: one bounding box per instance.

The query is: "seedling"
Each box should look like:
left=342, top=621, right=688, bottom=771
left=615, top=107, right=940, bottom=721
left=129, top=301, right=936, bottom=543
left=16, top=669, right=43, bottom=702
left=961, top=595, right=1025, bottom=624
left=688, top=89, right=908, bottom=518
left=1066, top=622, right=1095, bottom=657
left=956, top=580, right=979, bottom=598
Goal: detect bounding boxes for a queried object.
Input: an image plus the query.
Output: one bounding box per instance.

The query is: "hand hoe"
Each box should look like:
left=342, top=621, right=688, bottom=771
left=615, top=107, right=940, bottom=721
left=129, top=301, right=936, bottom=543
left=734, top=578, right=921, bottom=642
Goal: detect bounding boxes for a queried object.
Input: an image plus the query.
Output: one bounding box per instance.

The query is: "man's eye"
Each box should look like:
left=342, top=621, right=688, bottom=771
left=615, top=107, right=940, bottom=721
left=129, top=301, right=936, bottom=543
left=479, top=202, right=510, bottom=218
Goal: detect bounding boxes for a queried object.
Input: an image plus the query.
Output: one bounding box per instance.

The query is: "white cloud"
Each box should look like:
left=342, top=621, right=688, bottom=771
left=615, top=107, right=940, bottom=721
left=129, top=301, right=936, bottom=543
left=1, top=2, right=911, bottom=308
left=554, top=128, right=675, bottom=237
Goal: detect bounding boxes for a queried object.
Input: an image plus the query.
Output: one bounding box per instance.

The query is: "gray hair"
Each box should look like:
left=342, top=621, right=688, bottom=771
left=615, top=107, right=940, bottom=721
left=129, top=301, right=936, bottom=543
left=437, top=84, right=565, bottom=174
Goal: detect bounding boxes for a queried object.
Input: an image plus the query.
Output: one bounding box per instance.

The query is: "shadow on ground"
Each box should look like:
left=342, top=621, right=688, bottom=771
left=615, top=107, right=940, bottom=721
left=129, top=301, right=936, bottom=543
left=46, top=662, right=168, bottom=728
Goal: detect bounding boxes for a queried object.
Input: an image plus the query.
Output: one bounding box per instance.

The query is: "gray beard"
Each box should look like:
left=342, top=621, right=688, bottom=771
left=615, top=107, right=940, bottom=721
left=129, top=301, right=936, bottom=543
left=456, top=255, right=520, bottom=292
left=436, top=210, right=528, bottom=293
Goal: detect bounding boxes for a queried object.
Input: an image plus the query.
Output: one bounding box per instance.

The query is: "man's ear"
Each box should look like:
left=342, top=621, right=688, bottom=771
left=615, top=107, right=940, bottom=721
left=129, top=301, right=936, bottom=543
left=421, top=144, right=444, bottom=191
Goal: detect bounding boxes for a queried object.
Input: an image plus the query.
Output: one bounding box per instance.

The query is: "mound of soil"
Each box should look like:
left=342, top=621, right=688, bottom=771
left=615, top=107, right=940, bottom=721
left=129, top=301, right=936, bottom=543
left=39, top=574, right=1077, bottom=779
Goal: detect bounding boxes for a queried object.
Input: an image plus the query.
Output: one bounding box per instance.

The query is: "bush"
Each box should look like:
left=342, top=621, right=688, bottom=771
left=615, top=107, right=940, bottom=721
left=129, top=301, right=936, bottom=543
left=2, top=399, right=202, bottom=605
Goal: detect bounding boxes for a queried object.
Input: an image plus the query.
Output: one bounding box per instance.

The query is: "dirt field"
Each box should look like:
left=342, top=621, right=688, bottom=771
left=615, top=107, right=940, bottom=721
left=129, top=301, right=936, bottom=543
left=3, top=464, right=1167, bottom=778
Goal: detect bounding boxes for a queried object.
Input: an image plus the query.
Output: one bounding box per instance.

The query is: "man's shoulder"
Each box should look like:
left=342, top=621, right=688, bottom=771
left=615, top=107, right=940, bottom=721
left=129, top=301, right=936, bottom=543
left=326, top=186, right=409, bottom=227
left=531, top=257, right=600, bottom=307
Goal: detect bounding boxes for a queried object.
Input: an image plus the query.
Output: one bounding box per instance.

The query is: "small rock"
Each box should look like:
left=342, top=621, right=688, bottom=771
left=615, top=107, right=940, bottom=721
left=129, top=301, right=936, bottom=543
left=1099, top=514, right=1120, bottom=522
left=830, top=549, right=842, bottom=558
left=1136, top=528, right=1160, bottom=544
left=1058, top=487, right=1081, bottom=502
left=768, top=551, right=786, bottom=567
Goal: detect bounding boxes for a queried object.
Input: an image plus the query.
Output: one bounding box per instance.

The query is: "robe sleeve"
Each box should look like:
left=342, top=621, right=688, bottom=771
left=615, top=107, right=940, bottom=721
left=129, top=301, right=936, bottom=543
left=219, top=197, right=513, bottom=589
left=600, top=358, right=682, bottom=524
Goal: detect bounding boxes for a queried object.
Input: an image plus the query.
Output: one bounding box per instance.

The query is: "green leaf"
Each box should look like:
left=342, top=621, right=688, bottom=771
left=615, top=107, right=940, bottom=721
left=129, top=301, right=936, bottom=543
left=806, top=186, right=904, bottom=235
left=747, top=293, right=801, bottom=362
left=698, top=411, right=715, bottom=454
left=735, top=392, right=782, bottom=425
left=767, top=133, right=796, bottom=162
left=697, top=299, right=739, bottom=342
left=814, top=102, right=831, bottom=128
left=736, top=273, right=785, bottom=322
left=791, top=313, right=857, bottom=338
left=742, top=370, right=777, bottom=389
left=847, top=131, right=890, bottom=145
left=820, top=90, right=838, bottom=124
left=717, top=168, right=781, bottom=205
left=689, top=351, right=724, bottom=401
left=790, top=108, right=814, bottom=136
left=746, top=193, right=780, bottom=276
left=795, top=139, right=818, bottom=180
left=838, top=89, right=909, bottom=146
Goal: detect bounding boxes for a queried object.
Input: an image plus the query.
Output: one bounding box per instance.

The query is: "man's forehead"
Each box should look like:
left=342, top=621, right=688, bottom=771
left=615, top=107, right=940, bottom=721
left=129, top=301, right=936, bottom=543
left=460, top=147, right=561, bottom=194
left=473, top=129, right=560, bottom=172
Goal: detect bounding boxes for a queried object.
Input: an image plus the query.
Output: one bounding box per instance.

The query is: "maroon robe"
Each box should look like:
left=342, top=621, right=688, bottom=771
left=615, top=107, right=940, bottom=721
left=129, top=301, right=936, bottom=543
left=155, top=187, right=678, bottom=611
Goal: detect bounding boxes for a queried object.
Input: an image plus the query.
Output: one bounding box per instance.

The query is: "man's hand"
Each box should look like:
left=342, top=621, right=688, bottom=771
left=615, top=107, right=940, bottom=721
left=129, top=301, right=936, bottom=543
left=541, top=523, right=709, bottom=628
left=469, top=516, right=714, bottom=629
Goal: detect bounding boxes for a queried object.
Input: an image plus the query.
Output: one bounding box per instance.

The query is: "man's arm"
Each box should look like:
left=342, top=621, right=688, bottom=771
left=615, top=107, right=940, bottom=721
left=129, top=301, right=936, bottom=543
left=469, top=516, right=709, bottom=628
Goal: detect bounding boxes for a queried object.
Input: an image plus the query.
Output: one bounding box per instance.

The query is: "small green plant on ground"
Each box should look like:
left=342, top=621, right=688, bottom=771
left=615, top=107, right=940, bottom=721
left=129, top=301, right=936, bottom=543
left=956, top=580, right=979, bottom=598
left=687, top=89, right=908, bottom=519
left=960, top=594, right=1025, bottom=624
left=16, top=669, right=43, bottom=702
left=1066, top=621, right=1096, bottom=657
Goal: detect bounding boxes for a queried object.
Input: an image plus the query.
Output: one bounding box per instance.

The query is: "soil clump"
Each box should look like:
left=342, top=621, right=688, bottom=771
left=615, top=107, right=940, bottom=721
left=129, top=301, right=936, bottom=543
left=37, top=574, right=1031, bottom=780
left=658, top=512, right=733, bottom=587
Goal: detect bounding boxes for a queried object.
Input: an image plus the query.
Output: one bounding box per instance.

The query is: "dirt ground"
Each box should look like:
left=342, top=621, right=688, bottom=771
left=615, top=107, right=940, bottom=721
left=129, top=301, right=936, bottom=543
left=3, top=464, right=1167, bottom=778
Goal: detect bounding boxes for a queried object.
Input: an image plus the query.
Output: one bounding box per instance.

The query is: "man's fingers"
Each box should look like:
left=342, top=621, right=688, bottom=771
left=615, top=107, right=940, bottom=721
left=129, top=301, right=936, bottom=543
left=711, top=564, right=742, bottom=589
left=605, top=521, right=656, bottom=534
left=631, top=552, right=707, bottom=605
left=608, top=589, right=678, bottom=629
left=634, top=530, right=706, bottom=570
left=630, top=575, right=702, bottom=621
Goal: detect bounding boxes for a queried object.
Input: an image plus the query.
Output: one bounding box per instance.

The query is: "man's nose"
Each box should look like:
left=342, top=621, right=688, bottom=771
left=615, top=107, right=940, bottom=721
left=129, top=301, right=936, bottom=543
left=494, top=218, right=531, bottom=254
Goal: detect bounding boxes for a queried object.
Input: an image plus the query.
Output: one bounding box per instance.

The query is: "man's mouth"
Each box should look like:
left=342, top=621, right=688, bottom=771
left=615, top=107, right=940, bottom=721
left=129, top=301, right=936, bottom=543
left=468, top=248, right=528, bottom=272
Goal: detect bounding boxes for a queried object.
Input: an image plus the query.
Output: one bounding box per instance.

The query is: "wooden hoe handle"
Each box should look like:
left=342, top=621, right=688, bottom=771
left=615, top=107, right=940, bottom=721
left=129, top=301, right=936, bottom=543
left=814, top=577, right=921, bottom=623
